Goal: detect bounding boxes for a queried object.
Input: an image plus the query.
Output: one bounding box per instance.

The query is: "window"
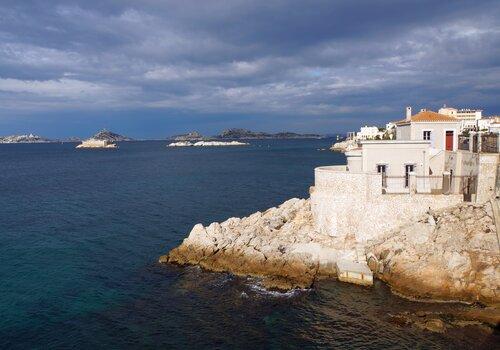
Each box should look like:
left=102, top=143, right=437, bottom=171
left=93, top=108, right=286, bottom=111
left=405, top=164, right=415, bottom=188
left=377, top=164, right=387, bottom=188
left=423, top=130, right=431, bottom=140
left=376, top=164, right=387, bottom=174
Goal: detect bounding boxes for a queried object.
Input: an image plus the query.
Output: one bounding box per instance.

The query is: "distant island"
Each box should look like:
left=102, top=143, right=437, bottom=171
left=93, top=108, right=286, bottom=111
left=74, top=129, right=131, bottom=149
left=218, top=128, right=323, bottom=139
left=2, top=129, right=321, bottom=144
left=90, top=129, right=133, bottom=142
left=0, top=133, right=54, bottom=144
left=171, top=131, right=205, bottom=142
left=169, top=129, right=323, bottom=141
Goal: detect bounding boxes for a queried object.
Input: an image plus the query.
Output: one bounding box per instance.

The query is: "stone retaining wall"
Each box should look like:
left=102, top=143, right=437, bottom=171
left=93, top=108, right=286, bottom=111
left=310, top=166, right=463, bottom=244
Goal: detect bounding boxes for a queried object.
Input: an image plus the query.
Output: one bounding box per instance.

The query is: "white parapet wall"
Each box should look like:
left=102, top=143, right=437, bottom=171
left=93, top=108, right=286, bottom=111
left=477, top=153, right=500, bottom=202
left=310, top=165, right=463, bottom=244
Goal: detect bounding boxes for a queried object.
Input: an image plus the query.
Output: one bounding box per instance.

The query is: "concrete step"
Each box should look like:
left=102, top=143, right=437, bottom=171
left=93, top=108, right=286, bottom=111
left=336, top=259, right=373, bottom=286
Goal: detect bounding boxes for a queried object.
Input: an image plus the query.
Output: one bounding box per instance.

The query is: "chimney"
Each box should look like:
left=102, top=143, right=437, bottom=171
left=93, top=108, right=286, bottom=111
left=406, top=106, right=412, bottom=121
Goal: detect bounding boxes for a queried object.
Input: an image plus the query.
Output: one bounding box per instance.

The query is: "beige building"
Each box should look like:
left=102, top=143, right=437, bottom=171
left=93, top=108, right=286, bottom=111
left=438, top=106, right=483, bottom=131
left=396, top=108, right=461, bottom=151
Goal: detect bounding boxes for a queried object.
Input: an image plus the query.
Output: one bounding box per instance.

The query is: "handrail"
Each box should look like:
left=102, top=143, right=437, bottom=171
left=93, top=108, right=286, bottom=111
left=429, top=149, right=445, bottom=162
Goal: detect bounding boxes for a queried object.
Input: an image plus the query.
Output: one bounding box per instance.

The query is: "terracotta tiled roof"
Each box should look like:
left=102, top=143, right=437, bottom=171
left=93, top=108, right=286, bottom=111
left=395, top=110, right=459, bottom=125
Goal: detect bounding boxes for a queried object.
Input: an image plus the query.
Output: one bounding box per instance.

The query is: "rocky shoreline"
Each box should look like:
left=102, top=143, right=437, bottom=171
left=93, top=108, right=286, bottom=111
left=161, top=199, right=328, bottom=290
left=160, top=198, right=500, bottom=326
left=367, top=202, right=499, bottom=306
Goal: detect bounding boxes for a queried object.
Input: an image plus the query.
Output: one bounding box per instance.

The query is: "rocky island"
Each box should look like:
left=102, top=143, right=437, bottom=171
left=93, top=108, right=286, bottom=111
left=0, top=133, right=53, bottom=144
left=90, top=129, right=133, bottom=142
left=218, top=128, right=323, bottom=139
left=170, top=131, right=205, bottom=142
left=167, top=140, right=249, bottom=147
left=75, top=129, right=130, bottom=149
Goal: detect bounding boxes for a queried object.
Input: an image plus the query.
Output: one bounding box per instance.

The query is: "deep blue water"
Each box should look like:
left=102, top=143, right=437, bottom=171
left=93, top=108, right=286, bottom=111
left=0, top=140, right=496, bottom=349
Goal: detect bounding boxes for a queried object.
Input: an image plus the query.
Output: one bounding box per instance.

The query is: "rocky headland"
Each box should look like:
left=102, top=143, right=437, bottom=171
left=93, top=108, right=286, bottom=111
left=160, top=198, right=500, bottom=326
left=161, top=199, right=342, bottom=290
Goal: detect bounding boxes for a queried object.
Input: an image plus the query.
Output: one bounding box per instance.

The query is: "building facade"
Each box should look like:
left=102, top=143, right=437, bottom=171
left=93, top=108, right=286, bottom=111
left=396, top=108, right=461, bottom=151
left=438, top=106, right=483, bottom=131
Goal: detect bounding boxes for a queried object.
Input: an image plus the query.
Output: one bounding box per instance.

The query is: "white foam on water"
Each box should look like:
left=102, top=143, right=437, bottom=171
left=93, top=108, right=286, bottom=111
left=246, top=279, right=309, bottom=298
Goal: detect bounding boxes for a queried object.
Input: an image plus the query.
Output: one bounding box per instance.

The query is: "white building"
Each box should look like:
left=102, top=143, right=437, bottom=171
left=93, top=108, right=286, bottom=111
left=490, top=117, right=500, bottom=133
left=438, top=106, right=483, bottom=132
left=476, top=116, right=500, bottom=133
left=396, top=107, right=461, bottom=151
left=345, top=106, right=464, bottom=193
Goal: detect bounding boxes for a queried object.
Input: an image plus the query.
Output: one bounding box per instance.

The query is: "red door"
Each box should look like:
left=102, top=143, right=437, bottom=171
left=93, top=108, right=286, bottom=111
left=445, top=131, right=454, bottom=151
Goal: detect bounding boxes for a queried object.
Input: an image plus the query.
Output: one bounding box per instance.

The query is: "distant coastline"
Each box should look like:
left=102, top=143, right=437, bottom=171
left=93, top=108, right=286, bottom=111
left=1, top=128, right=325, bottom=144
left=169, top=128, right=324, bottom=141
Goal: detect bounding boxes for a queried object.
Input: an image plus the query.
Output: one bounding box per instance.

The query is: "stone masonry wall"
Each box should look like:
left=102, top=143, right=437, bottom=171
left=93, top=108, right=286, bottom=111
left=310, top=166, right=463, bottom=244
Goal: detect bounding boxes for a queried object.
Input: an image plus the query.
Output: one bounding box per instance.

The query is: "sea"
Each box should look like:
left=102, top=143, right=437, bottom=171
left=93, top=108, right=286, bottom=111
left=0, top=139, right=497, bottom=349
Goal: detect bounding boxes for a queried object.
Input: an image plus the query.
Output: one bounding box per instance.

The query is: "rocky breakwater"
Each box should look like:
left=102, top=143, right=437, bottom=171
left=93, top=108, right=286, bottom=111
left=367, top=202, right=500, bottom=307
left=160, top=198, right=350, bottom=290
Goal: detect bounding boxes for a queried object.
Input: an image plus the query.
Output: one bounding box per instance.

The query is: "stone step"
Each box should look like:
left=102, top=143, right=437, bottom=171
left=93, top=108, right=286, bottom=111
left=336, top=259, right=373, bottom=286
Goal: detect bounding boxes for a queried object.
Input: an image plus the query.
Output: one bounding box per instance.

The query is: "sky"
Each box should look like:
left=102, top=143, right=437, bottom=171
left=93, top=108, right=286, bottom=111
left=0, top=0, right=499, bottom=139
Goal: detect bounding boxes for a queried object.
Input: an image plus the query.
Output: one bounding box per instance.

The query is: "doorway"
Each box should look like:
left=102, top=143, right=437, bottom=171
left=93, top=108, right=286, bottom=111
left=446, top=130, right=454, bottom=151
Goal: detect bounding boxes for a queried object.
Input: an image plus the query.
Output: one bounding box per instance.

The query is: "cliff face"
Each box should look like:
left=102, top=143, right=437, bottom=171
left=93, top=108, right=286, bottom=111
left=367, top=202, right=500, bottom=305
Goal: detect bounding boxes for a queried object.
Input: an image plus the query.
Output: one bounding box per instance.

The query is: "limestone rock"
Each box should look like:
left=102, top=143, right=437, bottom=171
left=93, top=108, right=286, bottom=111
left=160, top=198, right=340, bottom=290
left=368, top=202, right=500, bottom=305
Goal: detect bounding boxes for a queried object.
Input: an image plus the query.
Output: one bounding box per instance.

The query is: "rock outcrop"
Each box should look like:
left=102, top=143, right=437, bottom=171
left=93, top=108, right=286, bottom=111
left=160, top=199, right=347, bottom=290
left=367, top=202, right=500, bottom=305
left=330, top=139, right=357, bottom=152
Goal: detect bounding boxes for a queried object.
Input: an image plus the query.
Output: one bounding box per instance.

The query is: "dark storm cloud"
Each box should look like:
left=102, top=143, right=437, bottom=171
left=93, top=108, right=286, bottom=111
left=0, top=0, right=498, bottom=136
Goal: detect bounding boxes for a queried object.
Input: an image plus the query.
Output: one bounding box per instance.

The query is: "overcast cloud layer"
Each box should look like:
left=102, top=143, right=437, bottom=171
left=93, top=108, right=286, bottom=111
left=0, top=0, right=499, bottom=137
